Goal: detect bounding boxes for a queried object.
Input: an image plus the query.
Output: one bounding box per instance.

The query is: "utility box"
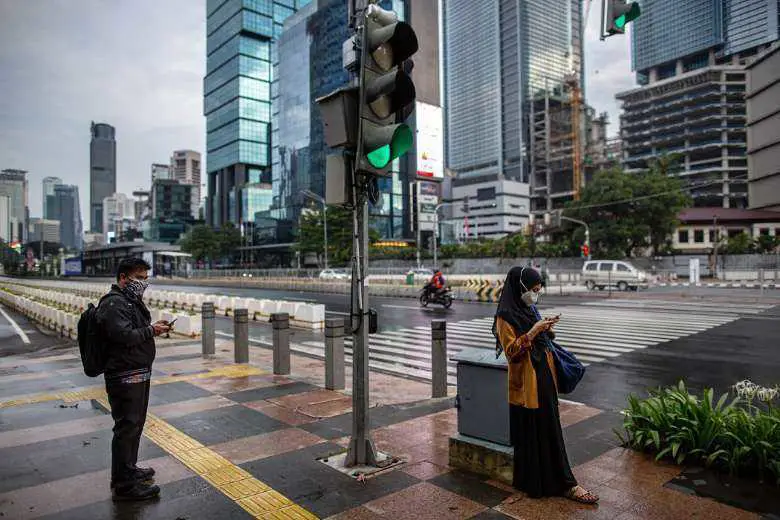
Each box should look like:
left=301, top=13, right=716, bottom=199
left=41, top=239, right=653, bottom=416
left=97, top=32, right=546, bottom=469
left=452, top=348, right=511, bottom=446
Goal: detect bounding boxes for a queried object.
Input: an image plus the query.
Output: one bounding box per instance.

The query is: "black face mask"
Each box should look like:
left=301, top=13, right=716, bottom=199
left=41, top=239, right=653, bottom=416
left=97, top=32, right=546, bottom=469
left=125, top=278, right=149, bottom=300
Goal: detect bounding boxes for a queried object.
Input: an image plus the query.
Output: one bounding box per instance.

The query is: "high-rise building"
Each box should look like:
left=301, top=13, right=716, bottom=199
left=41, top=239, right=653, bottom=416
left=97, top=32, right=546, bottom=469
left=28, top=218, right=61, bottom=244
left=272, top=0, right=440, bottom=246
left=50, top=184, right=83, bottom=250
left=746, top=45, right=780, bottom=211
left=0, top=196, right=10, bottom=243
left=618, top=0, right=779, bottom=208
left=147, top=179, right=197, bottom=243
left=90, top=122, right=117, bottom=233
left=204, top=0, right=312, bottom=229
left=102, top=193, right=133, bottom=243
left=0, top=169, right=29, bottom=243
left=170, top=150, right=202, bottom=218
left=151, top=163, right=172, bottom=182
left=42, top=176, right=62, bottom=219
left=443, top=0, right=583, bottom=181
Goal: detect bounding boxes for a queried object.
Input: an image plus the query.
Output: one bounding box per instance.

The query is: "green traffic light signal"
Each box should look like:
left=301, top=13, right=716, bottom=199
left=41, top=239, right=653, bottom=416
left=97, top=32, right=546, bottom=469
left=365, top=124, right=413, bottom=168
left=615, top=2, right=640, bottom=29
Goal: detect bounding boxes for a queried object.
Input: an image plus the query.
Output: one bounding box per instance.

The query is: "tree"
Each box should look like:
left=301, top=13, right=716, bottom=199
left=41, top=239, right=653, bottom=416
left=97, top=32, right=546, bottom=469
left=179, top=225, right=219, bottom=262
left=216, top=222, right=242, bottom=261
left=296, top=205, right=372, bottom=267
left=756, top=234, right=779, bottom=254
left=565, top=166, right=691, bottom=258
left=723, top=232, right=756, bottom=255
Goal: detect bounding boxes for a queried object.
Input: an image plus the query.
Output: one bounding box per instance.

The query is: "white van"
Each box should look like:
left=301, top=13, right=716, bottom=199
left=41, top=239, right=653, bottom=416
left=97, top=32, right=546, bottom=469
left=582, top=260, right=649, bottom=291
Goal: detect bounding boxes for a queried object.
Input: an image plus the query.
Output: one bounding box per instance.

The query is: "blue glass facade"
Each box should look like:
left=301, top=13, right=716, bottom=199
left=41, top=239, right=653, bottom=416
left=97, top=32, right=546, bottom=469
left=204, top=0, right=311, bottom=228
left=631, top=0, right=780, bottom=74
left=445, top=0, right=582, bottom=180
left=272, top=0, right=408, bottom=241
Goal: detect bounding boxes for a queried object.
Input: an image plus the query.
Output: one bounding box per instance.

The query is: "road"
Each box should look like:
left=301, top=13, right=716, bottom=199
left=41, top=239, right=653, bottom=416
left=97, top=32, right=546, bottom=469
left=150, top=282, right=780, bottom=412
left=0, top=302, right=74, bottom=357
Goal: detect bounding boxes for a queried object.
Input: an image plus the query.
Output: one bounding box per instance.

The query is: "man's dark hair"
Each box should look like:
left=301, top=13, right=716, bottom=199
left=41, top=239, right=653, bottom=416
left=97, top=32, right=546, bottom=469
left=116, top=257, right=152, bottom=282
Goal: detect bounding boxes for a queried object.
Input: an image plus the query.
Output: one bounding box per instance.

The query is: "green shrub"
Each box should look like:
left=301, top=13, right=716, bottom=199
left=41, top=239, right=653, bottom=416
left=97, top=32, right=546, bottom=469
left=617, top=380, right=780, bottom=485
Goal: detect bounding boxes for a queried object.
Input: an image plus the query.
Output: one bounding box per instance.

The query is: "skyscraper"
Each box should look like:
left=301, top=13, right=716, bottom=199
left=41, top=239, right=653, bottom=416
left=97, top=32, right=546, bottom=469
left=102, top=192, right=133, bottom=242
left=444, top=0, right=583, bottom=181
left=90, top=122, right=117, bottom=233
left=273, top=0, right=441, bottom=244
left=0, top=169, right=29, bottom=243
left=618, top=0, right=779, bottom=208
left=42, top=176, right=62, bottom=219
left=204, top=0, right=312, bottom=229
left=50, top=184, right=82, bottom=250
left=170, top=150, right=202, bottom=218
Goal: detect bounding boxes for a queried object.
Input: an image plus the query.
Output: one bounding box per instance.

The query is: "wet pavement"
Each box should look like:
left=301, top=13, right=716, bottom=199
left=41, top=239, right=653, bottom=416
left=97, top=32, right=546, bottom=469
left=0, top=328, right=774, bottom=518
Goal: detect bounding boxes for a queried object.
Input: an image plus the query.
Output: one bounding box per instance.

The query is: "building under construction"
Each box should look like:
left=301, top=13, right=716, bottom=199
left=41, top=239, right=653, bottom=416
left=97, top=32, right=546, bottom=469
left=528, top=77, right=612, bottom=214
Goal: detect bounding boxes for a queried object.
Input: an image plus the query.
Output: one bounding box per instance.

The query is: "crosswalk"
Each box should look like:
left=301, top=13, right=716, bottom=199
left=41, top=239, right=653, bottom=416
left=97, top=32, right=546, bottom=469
left=286, top=301, right=774, bottom=386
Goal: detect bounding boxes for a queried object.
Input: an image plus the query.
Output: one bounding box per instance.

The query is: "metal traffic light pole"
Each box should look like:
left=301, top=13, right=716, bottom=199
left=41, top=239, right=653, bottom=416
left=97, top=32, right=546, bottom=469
left=345, top=0, right=378, bottom=467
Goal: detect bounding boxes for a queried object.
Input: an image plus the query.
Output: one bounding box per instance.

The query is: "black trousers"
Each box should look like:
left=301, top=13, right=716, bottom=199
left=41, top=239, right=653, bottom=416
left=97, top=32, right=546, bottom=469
left=105, top=378, right=151, bottom=486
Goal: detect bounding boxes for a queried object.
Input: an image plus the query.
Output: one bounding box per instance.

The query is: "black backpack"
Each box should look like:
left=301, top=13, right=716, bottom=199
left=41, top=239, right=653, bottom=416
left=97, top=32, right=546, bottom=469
left=77, top=295, right=111, bottom=377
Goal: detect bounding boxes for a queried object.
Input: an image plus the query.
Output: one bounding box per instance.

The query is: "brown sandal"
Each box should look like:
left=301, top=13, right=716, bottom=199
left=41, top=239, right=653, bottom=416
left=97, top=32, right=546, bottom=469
left=565, top=485, right=599, bottom=504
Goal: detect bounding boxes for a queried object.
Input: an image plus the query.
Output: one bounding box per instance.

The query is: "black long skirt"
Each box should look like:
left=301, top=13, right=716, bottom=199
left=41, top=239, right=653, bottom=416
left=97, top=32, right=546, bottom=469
left=510, top=355, right=577, bottom=497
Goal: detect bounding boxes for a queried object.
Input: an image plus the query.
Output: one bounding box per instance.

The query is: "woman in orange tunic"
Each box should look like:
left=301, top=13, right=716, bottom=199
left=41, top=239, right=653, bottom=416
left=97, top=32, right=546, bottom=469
left=492, top=266, right=598, bottom=503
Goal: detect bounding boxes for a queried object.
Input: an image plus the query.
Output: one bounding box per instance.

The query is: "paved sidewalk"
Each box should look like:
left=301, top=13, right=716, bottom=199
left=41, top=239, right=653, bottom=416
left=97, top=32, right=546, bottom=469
left=0, top=336, right=765, bottom=519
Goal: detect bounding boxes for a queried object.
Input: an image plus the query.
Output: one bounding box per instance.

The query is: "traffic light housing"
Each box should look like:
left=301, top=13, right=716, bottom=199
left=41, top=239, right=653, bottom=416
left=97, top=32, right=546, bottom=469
left=581, top=244, right=590, bottom=258
left=602, top=0, right=641, bottom=38
left=357, top=4, right=419, bottom=177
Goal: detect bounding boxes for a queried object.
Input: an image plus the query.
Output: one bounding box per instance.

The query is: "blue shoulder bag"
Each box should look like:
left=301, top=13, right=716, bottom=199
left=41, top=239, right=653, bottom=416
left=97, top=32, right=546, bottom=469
left=531, top=306, right=585, bottom=394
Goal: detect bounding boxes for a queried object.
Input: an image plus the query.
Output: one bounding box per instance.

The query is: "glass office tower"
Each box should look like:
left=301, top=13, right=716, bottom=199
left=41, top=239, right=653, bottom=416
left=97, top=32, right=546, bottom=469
left=204, top=0, right=311, bottom=228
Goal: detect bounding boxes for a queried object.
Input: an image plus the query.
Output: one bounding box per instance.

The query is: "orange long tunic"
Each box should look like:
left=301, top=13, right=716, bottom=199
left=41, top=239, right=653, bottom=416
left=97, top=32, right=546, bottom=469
left=496, top=316, right=558, bottom=409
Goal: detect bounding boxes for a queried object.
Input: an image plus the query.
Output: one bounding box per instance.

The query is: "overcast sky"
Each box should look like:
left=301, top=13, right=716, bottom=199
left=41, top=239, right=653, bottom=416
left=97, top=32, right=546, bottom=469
left=0, top=0, right=634, bottom=228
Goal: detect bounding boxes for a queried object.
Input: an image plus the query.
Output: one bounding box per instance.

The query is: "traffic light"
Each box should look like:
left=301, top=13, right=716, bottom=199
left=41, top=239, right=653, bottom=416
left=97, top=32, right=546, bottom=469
left=357, top=4, right=419, bottom=177
left=581, top=244, right=590, bottom=258
left=601, top=0, right=641, bottom=38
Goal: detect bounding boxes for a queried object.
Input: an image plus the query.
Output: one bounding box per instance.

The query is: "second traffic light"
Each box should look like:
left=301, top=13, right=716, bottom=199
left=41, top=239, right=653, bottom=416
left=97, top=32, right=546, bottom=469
left=357, top=4, right=419, bottom=176
left=601, top=0, right=641, bottom=38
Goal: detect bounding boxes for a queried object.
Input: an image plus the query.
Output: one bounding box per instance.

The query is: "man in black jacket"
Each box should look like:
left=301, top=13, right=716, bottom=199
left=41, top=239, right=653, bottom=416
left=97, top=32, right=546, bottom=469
left=97, top=257, right=170, bottom=501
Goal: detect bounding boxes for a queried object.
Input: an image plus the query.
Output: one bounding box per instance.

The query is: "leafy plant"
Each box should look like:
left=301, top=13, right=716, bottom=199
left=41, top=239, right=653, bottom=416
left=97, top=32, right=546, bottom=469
left=618, top=380, right=780, bottom=485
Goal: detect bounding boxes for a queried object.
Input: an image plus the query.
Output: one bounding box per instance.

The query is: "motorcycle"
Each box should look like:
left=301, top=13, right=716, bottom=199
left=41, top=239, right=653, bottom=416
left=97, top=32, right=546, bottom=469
left=419, top=286, right=453, bottom=309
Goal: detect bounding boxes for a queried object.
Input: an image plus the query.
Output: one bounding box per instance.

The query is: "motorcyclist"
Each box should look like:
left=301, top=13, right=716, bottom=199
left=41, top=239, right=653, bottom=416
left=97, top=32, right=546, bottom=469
left=426, top=269, right=446, bottom=299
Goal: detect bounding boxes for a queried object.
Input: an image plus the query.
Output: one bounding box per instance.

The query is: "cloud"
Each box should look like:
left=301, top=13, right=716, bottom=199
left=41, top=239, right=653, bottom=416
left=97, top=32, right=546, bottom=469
left=0, top=0, right=206, bottom=228
left=583, top=2, right=635, bottom=136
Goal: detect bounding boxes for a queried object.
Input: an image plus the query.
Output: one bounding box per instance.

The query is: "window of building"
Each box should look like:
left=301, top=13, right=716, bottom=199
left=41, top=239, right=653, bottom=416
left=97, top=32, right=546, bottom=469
left=759, top=228, right=770, bottom=236
left=678, top=230, right=689, bottom=243
left=728, top=229, right=742, bottom=239
left=694, top=230, right=704, bottom=243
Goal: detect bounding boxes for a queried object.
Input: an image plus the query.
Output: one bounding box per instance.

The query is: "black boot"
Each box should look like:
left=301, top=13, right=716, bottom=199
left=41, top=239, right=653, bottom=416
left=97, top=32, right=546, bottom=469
left=112, top=481, right=161, bottom=502
left=131, top=466, right=156, bottom=481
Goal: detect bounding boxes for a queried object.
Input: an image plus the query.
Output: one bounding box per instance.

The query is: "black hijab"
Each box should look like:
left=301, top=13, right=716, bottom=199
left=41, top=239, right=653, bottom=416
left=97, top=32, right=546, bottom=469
left=492, top=266, right=548, bottom=360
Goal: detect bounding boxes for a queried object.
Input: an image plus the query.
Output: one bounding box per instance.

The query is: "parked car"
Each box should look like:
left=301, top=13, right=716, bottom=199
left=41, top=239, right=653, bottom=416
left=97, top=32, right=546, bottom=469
left=319, top=269, right=349, bottom=280
left=582, top=260, right=649, bottom=291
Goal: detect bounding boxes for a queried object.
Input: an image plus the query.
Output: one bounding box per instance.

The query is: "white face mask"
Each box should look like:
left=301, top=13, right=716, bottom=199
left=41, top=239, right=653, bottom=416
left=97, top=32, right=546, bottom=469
left=519, top=267, right=540, bottom=306
left=521, top=290, right=539, bottom=306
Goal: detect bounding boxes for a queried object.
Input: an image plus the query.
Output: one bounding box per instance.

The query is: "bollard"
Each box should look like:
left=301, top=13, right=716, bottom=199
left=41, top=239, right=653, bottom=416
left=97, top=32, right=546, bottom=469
left=325, top=318, right=345, bottom=390
left=271, top=313, right=290, bottom=375
left=431, top=320, right=447, bottom=398
left=234, top=308, right=249, bottom=363
left=202, top=302, right=216, bottom=357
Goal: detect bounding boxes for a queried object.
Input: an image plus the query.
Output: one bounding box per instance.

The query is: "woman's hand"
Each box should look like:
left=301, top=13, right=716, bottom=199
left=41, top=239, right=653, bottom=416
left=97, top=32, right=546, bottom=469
left=530, top=318, right=554, bottom=338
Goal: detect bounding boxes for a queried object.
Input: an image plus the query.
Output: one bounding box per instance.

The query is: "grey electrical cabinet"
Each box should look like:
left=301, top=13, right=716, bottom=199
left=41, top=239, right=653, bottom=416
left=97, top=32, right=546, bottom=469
left=452, top=348, right=511, bottom=446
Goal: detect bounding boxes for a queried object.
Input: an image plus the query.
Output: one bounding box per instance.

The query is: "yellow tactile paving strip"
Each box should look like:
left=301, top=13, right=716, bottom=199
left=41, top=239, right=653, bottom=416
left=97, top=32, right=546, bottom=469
left=0, top=364, right=266, bottom=409
left=0, top=363, right=318, bottom=519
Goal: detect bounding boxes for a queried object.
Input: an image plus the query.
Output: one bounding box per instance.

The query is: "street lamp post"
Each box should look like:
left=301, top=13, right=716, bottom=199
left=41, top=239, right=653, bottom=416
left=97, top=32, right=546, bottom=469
left=432, top=202, right=456, bottom=269
left=559, top=214, right=591, bottom=260
left=303, top=190, right=328, bottom=270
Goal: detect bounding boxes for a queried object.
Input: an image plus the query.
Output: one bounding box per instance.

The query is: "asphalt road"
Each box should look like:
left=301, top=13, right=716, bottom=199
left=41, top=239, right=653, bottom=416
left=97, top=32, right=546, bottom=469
left=4, top=279, right=779, bottom=412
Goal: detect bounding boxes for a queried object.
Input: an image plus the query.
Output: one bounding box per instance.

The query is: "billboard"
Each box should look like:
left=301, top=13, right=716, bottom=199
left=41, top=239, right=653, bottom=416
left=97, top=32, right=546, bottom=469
left=415, top=102, right=443, bottom=179
left=63, top=256, right=82, bottom=276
